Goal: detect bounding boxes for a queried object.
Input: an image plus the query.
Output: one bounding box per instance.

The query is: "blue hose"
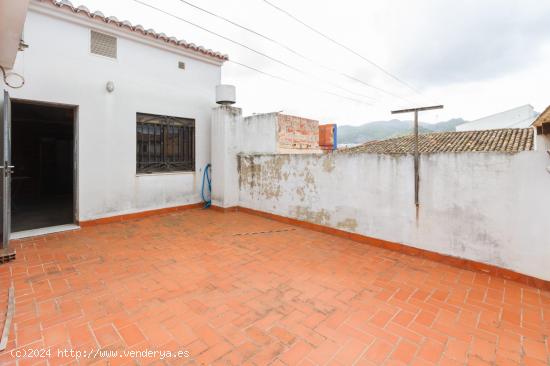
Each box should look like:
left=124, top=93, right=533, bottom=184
left=201, top=163, right=212, bottom=208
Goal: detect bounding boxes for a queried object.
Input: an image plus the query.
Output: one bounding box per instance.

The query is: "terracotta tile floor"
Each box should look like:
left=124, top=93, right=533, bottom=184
left=0, top=209, right=548, bottom=366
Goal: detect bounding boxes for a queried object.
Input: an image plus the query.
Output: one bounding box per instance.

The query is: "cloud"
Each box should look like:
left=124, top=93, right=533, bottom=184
left=83, top=0, right=550, bottom=124
left=390, top=0, right=550, bottom=86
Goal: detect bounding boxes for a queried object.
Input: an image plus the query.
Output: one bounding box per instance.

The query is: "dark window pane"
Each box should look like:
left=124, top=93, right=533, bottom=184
left=136, top=113, right=195, bottom=173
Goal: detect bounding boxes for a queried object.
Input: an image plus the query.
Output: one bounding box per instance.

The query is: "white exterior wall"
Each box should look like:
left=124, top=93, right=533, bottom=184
left=1, top=6, right=222, bottom=221
left=238, top=150, right=550, bottom=280
left=536, top=133, right=550, bottom=153
left=240, top=113, right=280, bottom=153
left=457, top=104, right=538, bottom=131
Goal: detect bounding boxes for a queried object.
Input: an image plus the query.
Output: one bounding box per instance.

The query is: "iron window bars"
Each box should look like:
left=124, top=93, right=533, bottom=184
left=136, top=113, right=195, bottom=173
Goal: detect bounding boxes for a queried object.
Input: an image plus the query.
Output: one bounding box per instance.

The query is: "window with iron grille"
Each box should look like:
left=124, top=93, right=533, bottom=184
left=136, top=113, right=195, bottom=173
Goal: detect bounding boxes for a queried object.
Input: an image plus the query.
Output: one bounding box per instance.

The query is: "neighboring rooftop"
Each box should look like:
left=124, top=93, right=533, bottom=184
left=35, top=0, right=228, bottom=62
left=456, top=104, right=538, bottom=132
left=533, top=104, right=550, bottom=127
left=343, top=128, right=534, bottom=154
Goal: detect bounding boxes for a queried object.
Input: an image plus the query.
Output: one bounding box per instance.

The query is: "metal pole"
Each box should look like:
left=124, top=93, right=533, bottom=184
left=391, top=105, right=443, bottom=207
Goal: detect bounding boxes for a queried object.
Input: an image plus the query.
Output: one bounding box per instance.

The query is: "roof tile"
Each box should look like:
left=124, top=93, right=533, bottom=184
left=37, top=0, right=228, bottom=61
left=342, top=128, right=534, bottom=154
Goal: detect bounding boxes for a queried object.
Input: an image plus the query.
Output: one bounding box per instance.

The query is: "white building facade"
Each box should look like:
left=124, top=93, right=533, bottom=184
left=1, top=0, right=226, bottom=232
left=457, top=104, right=538, bottom=131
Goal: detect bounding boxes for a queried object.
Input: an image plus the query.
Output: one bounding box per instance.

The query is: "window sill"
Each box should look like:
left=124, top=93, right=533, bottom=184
left=136, top=171, right=195, bottom=177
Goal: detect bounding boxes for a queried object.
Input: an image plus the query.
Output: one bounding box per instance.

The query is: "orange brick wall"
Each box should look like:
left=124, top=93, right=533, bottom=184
left=277, top=114, right=319, bottom=150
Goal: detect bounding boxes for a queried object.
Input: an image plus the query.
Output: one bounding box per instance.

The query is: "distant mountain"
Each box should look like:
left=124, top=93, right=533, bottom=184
left=337, top=118, right=467, bottom=145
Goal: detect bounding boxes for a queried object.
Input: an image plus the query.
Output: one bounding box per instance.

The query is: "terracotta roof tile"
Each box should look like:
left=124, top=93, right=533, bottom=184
left=342, top=128, right=534, bottom=154
left=36, top=0, right=229, bottom=62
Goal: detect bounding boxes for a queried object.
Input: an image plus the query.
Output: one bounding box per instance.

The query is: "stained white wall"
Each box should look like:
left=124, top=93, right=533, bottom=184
left=238, top=149, right=550, bottom=280
left=211, top=107, right=278, bottom=208
left=1, top=6, right=222, bottom=221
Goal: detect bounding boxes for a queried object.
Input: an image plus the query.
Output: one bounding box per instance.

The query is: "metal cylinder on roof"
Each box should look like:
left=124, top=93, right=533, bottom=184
left=215, top=85, right=236, bottom=105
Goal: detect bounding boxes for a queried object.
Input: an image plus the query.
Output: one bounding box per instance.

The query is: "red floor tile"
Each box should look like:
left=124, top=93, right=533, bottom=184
left=0, top=209, right=548, bottom=365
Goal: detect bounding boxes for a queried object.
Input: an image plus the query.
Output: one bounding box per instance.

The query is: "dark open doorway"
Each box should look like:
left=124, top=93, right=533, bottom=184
left=11, top=100, right=75, bottom=233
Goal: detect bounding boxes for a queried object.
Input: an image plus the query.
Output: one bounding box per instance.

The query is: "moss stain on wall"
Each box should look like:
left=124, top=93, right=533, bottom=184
left=336, top=218, right=358, bottom=232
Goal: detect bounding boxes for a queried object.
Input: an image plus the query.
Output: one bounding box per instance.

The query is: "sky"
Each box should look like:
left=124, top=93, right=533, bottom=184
left=78, top=0, right=550, bottom=125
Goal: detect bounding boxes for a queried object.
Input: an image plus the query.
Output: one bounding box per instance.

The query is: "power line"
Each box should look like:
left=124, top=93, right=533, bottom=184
left=175, top=0, right=408, bottom=102
left=229, top=60, right=372, bottom=105
left=261, top=0, right=425, bottom=97
left=131, top=0, right=376, bottom=103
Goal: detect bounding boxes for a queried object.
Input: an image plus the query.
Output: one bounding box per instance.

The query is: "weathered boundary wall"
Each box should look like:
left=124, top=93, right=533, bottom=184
left=237, top=150, right=550, bottom=280
left=211, top=107, right=325, bottom=208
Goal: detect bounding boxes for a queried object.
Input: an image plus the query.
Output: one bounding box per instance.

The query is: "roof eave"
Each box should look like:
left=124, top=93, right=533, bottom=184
left=29, top=0, right=228, bottom=66
left=532, top=105, right=550, bottom=128
left=0, top=0, right=30, bottom=69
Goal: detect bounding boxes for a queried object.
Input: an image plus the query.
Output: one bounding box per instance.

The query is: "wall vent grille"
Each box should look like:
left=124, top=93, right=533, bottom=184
left=91, top=30, right=117, bottom=59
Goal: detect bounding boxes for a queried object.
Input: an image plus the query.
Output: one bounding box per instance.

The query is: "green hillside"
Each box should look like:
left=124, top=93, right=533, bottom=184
left=337, top=118, right=466, bottom=145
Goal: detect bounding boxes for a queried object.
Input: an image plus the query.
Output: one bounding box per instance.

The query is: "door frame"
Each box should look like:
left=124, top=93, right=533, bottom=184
left=10, top=98, right=79, bottom=229
left=1, top=90, right=12, bottom=250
